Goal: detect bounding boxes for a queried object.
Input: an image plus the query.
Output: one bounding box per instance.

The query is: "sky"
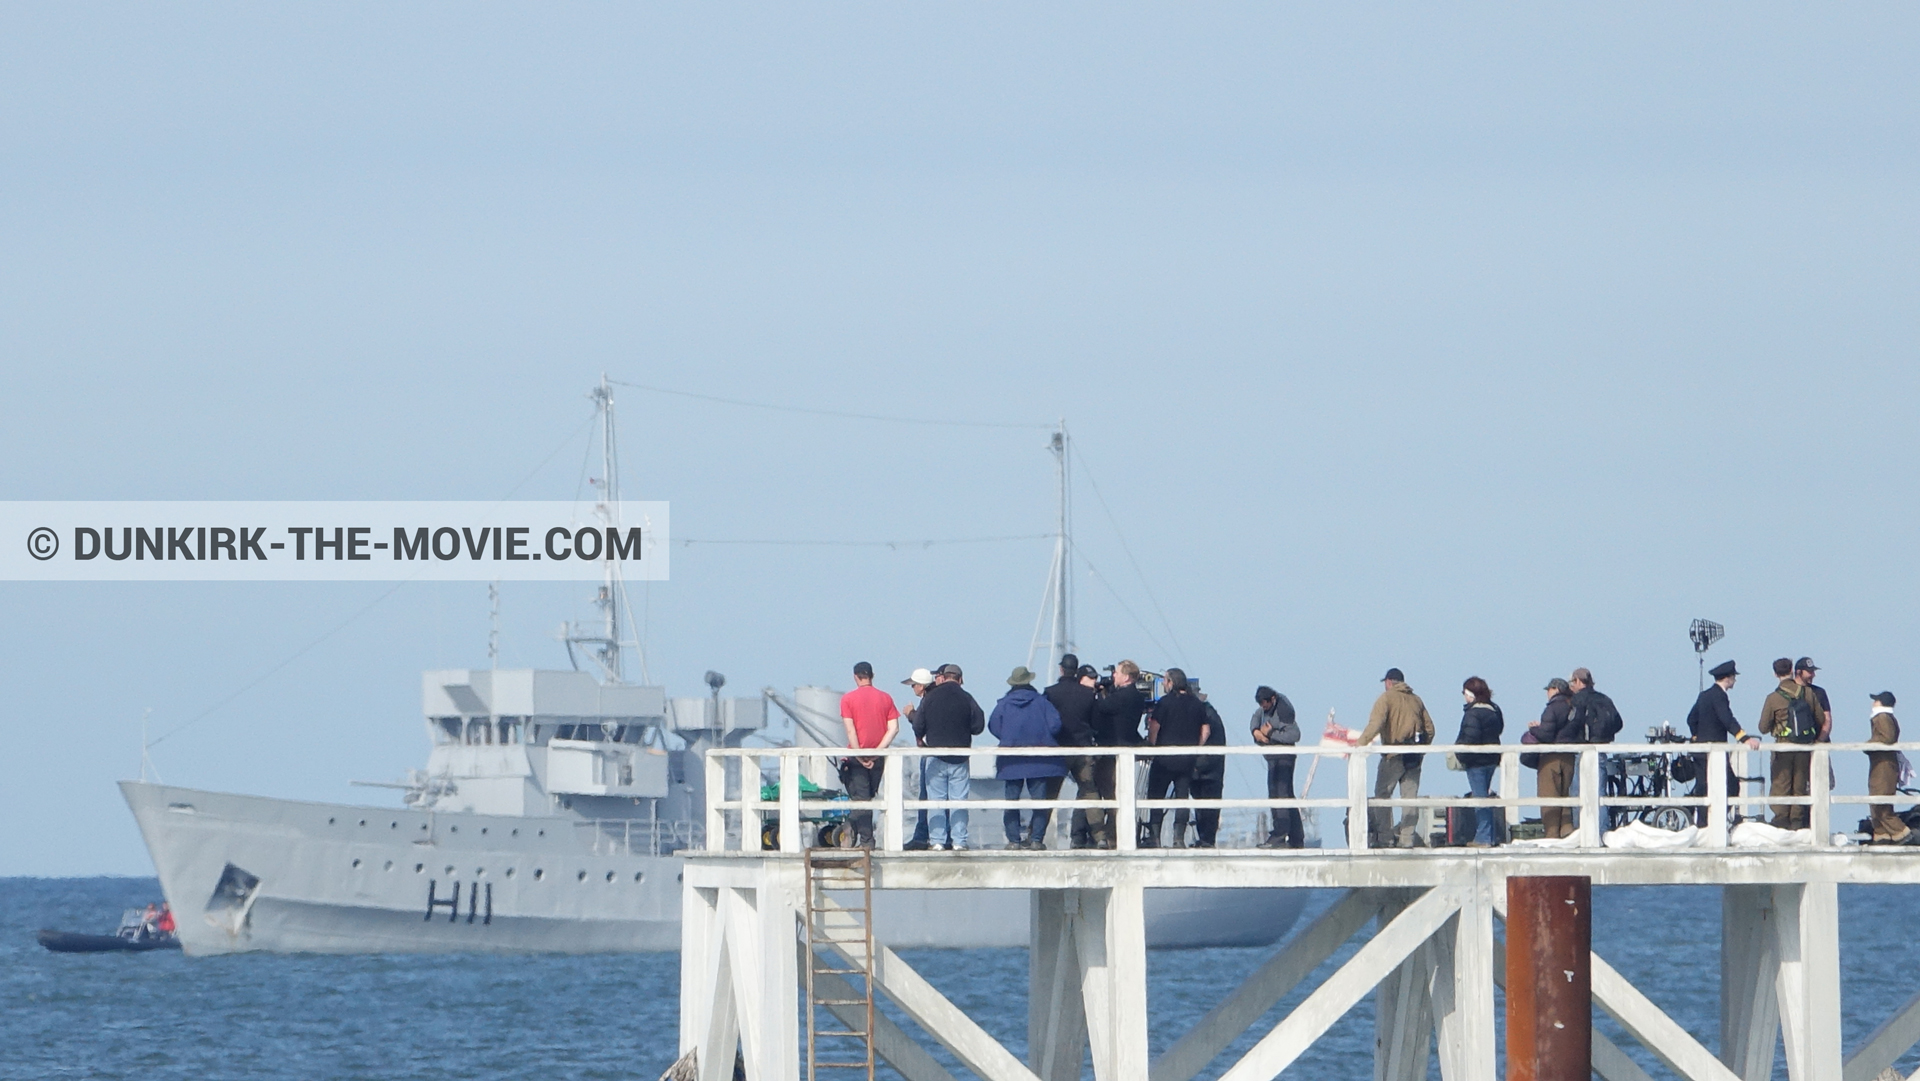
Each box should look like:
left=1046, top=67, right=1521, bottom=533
left=2, top=4, right=1917, bottom=875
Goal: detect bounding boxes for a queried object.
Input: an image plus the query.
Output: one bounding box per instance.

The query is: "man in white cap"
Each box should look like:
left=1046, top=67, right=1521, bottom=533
left=900, top=667, right=936, bottom=849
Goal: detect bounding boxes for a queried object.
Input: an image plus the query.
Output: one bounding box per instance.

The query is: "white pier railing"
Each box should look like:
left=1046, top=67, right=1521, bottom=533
left=701, top=741, right=1920, bottom=853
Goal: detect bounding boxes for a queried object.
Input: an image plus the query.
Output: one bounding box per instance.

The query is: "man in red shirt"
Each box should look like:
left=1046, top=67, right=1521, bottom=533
left=840, top=661, right=901, bottom=847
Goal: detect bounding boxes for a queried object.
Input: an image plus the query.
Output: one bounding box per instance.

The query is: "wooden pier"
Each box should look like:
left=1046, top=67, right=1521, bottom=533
left=678, top=742, right=1920, bottom=1081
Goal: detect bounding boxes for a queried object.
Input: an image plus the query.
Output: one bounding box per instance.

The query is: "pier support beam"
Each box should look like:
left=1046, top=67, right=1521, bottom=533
left=1434, top=873, right=1498, bottom=1080
left=1375, top=891, right=1439, bottom=1081
left=1721, top=881, right=1844, bottom=1081
left=1722, top=885, right=1781, bottom=1081
left=1078, top=884, right=1151, bottom=1081
left=1774, top=882, right=1842, bottom=1081
left=1030, top=891, right=1089, bottom=1081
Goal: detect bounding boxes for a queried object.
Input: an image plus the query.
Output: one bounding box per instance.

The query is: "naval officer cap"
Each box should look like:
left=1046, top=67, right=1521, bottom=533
left=1709, top=660, right=1739, bottom=680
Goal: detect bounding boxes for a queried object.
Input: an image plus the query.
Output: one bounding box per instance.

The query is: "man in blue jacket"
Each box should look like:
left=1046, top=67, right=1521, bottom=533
left=989, top=666, right=1067, bottom=849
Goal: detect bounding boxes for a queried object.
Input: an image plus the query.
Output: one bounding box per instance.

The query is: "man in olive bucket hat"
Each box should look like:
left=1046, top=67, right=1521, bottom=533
left=988, top=666, right=1066, bottom=849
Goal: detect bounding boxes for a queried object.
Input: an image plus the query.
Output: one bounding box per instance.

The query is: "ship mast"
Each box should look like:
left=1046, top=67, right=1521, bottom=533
left=563, top=375, right=646, bottom=684
left=1029, top=420, right=1075, bottom=676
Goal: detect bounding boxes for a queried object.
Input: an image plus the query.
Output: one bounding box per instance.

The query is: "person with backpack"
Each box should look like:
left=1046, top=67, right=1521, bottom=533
left=1759, top=656, right=1823, bottom=829
left=1568, top=668, right=1622, bottom=744
left=1567, top=667, right=1623, bottom=829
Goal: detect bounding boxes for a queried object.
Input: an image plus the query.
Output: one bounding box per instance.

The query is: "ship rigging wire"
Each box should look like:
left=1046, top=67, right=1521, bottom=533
left=607, top=378, right=1052, bottom=430
left=618, top=374, right=1190, bottom=667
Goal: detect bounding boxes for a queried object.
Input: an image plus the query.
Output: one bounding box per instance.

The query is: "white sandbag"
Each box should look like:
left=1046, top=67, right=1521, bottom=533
left=1729, top=821, right=1813, bottom=847
left=1506, top=835, right=1580, bottom=849
left=1602, top=820, right=1700, bottom=850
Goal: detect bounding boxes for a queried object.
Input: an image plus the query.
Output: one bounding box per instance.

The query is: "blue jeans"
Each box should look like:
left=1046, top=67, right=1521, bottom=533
left=924, top=758, right=970, bottom=848
left=1465, top=764, right=1499, bottom=845
left=1003, top=776, right=1062, bottom=844
left=910, top=757, right=931, bottom=844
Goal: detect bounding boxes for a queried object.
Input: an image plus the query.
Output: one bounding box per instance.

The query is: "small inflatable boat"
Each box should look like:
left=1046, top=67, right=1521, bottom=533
left=38, top=908, right=181, bottom=953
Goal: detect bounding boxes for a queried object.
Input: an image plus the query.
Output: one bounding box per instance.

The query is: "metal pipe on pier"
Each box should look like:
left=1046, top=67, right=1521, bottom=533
left=1506, top=876, right=1591, bottom=1081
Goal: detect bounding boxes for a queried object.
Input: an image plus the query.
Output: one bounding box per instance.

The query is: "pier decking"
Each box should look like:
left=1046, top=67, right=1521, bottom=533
left=679, top=744, right=1920, bottom=1081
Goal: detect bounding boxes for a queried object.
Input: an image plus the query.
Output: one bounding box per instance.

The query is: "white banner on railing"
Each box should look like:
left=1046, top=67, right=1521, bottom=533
left=0, top=501, right=669, bottom=581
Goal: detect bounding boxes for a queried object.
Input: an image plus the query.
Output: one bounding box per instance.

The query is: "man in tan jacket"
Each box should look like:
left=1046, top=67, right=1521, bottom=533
left=1358, top=668, right=1436, bottom=848
left=1866, top=691, right=1914, bottom=845
left=1758, top=657, right=1822, bottom=829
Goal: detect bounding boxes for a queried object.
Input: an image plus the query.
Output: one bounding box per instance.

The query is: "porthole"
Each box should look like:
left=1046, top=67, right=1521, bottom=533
left=505, top=868, right=516, bottom=878
left=604, top=871, right=615, bottom=883
left=475, top=868, right=485, bottom=877
left=327, top=817, right=336, bottom=825
left=351, top=858, right=362, bottom=869
left=534, top=869, right=545, bottom=880
left=420, top=824, right=429, bottom=832
left=358, top=819, right=367, bottom=827
left=633, top=871, right=644, bottom=883
left=576, top=870, right=587, bottom=882
left=450, top=825, right=458, bottom=833
left=390, top=822, right=398, bottom=830
left=415, top=863, right=425, bottom=873
left=480, top=827, right=488, bottom=835
left=383, top=861, right=394, bottom=871
left=537, top=829, right=545, bottom=837
left=677, top=872, right=683, bottom=882
left=445, top=865, right=456, bottom=875
left=510, top=828, right=519, bottom=837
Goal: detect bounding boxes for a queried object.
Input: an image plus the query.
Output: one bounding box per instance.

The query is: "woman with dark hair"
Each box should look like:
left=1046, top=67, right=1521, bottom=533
left=1456, top=677, right=1505, bottom=846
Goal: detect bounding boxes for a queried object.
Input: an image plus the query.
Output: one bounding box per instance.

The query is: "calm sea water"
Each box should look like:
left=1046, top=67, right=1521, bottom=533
left=7, top=877, right=1918, bottom=1080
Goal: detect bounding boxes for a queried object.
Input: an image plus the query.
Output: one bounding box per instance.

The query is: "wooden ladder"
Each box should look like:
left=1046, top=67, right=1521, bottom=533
left=803, top=847, right=876, bottom=1081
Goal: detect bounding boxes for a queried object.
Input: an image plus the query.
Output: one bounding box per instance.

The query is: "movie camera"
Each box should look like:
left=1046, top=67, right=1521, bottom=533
left=1601, top=723, right=1697, bottom=831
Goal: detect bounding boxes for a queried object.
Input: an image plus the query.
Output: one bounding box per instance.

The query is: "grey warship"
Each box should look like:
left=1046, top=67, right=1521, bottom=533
left=120, top=380, right=1306, bottom=954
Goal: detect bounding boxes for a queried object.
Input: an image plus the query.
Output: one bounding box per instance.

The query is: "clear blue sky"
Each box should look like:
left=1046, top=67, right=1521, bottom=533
left=2, top=5, right=1916, bottom=874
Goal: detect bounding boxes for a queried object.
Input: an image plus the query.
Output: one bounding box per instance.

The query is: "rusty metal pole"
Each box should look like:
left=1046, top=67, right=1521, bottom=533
left=1506, top=876, right=1591, bottom=1081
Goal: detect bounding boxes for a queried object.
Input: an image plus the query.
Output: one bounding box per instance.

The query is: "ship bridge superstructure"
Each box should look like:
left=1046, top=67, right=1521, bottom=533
left=417, top=667, right=763, bottom=819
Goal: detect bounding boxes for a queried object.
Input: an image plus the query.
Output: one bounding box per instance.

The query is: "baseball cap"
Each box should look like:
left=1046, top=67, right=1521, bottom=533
left=901, top=668, right=935, bottom=686
left=1382, top=667, right=1404, bottom=682
left=1795, top=657, right=1819, bottom=673
left=1872, top=691, right=1896, bottom=707
left=935, top=663, right=963, bottom=679
left=1545, top=677, right=1572, bottom=694
left=853, top=661, right=874, bottom=679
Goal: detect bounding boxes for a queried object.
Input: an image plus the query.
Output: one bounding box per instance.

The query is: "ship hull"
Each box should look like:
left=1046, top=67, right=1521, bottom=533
left=123, top=782, right=1305, bottom=954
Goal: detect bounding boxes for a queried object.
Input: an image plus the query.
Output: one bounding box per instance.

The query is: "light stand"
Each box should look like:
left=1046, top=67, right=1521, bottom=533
left=1690, top=619, right=1724, bottom=692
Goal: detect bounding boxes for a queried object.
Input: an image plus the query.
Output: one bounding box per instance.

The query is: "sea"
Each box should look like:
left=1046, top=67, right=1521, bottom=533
left=6, top=877, right=1918, bottom=1081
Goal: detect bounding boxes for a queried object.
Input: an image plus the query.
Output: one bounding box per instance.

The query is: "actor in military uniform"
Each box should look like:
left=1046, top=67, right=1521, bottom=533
left=1686, top=660, right=1759, bottom=824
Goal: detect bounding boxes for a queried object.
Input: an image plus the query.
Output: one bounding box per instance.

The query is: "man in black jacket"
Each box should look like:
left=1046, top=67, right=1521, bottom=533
left=913, top=665, right=986, bottom=850
left=1686, top=660, right=1760, bottom=824
left=1045, top=655, right=1105, bottom=848
left=1144, top=668, right=1210, bottom=848
left=1090, top=661, right=1147, bottom=849
left=1190, top=686, right=1227, bottom=847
